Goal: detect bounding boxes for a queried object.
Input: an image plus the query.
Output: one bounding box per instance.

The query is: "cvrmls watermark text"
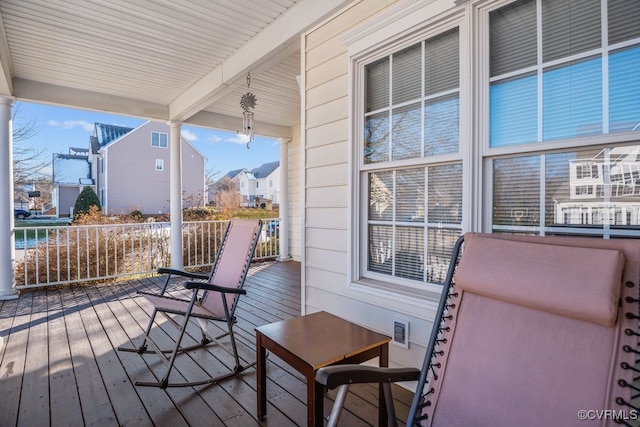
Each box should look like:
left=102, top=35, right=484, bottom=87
left=577, top=409, right=638, bottom=421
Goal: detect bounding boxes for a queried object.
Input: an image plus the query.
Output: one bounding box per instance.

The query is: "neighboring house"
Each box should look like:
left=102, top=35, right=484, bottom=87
left=52, top=147, right=92, bottom=217
left=252, top=161, right=280, bottom=205
left=211, top=161, right=280, bottom=208
left=91, top=121, right=206, bottom=215
left=52, top=122, right=206, bottom=217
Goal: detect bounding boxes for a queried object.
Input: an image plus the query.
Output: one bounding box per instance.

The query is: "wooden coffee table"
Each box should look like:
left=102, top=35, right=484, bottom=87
left=256, top=311, right=390, bottom=426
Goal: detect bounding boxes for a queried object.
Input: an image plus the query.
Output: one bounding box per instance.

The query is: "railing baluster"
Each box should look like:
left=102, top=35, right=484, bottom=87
left=14, top=217, right=279, bottom=288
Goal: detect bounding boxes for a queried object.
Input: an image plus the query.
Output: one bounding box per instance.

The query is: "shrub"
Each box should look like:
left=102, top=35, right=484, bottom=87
left=129, top=209, right=144, bottom=222
left=73, top=187, right=101, bottom=221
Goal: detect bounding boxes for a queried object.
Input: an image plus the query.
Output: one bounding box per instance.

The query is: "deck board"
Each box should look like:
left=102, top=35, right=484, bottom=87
left=0, top=261, right=413, bottom=426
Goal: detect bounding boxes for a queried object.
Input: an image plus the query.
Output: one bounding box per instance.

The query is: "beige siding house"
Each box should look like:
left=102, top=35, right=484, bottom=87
left=298, top=0, right=640, bottom=371
left=93, top=121, right=206, bottom=216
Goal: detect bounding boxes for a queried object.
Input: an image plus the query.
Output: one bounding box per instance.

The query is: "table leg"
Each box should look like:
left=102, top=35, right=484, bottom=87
left=313, top=375, right=324, bottom=426
left=257, top=333, right=267, bottom=420
left=379, top=343, right=389, bottom=427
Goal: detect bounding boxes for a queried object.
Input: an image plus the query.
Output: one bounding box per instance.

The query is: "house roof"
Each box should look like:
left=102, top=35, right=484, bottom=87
left=252, top=161, right=279, bottom=178
left=94, top=123, right=135, bottom=146
left=223, top=169, right=246, bottom=180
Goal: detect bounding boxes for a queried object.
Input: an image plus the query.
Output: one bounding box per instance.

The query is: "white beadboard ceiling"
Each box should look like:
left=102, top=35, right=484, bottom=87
left=0, top=0, right=353, bottom=137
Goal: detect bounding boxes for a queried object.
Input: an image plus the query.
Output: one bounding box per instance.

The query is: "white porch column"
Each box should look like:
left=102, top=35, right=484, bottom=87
left=0, top=97, right=18, bottom=299
left=169, top=121, right=183, bottom=270
left=277, top=138, right=290, bottom=262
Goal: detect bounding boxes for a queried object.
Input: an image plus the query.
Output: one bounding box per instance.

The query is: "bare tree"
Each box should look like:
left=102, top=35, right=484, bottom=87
left=215, top=189, right=240, bottom=219
left=12, top=103, right=52, bottom=213
left=13, top=103, right=48, bottom=187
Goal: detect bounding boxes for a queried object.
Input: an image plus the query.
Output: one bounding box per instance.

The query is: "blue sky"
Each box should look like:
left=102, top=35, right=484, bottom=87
left=13, top=101, right=281, bottom=179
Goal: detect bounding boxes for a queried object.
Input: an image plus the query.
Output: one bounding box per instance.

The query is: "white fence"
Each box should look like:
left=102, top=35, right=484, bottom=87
left=14, top=218, right=279, bottom=289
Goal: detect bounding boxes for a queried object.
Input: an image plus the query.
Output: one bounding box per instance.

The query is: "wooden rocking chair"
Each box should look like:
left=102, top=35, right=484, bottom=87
left=119, top=218, right=262, bottom=388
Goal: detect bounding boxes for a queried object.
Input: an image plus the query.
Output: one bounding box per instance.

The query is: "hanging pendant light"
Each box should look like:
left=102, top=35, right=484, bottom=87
left=240, top=72, right=257, bottom=148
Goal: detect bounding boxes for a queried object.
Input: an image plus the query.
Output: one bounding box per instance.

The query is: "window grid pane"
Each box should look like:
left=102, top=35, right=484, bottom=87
left=395, top=226, right=424, bottom=281
left=366, top=57, right=389, bottom=113
left=368, top=225, right=393, bottom=276
left=425, top=94, right=460, bottom=155
left=493, top=156, right=541, bottom=227
left=396, top=169, right=424, bottom=222
left=490, top=0, right=537, bottom=77
left=391, top=103, right=422, bottom=161
left=608, top=0, right=640, bottom=45
left=364, top=112, right=390, bottom=164
left=425, top=28, right=460, bottom=95
left=369, top=171, right=394, bottom=221
left=542, top=0, right=601, bottom=63
left=392, top=44, right=422, bottom=105
left=428, top=164, right=463, bottom=224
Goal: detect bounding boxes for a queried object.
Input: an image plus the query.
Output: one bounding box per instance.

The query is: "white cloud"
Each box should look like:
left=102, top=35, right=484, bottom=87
left=181, top=129, right=197, bottom=141
left=226, top=133, right=251, bottom=145
left=48, top=119, right=94, bottom=132
left=206, top=134, right=224, bottom=143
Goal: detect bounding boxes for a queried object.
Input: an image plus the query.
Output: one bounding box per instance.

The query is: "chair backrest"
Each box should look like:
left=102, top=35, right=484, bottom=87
left=413, top=233, right=639, bottom=427
left=202, top=218, right=262, bottom=316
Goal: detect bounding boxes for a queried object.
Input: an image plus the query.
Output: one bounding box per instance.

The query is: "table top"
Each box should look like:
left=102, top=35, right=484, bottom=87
left=255, top=311, right=390, bottom=370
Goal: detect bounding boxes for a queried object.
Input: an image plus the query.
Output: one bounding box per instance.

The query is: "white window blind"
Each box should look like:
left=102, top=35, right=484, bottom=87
left=489, top=0, right=640, bottom=147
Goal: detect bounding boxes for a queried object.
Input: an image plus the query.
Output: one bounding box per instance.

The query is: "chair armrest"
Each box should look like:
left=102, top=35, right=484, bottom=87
left=157, top=268, right=209, bottom=281
left=315, top=365, right=421, bottom=390
left=184, top=281, right=247, bottom=295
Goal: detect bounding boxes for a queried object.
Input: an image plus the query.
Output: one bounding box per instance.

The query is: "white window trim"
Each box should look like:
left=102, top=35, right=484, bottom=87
left=345, top=2, right=471, bottom=301
left=155, top=159, right=164, bottom=171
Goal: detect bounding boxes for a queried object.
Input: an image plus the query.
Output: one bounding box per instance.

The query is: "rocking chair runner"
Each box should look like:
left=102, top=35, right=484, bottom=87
left=119, top=218, right=262, bottom=388
left=316, top=233, right=640, bottom=426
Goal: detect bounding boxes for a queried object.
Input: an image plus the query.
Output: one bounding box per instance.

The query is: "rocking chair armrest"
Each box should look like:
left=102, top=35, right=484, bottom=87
left=315, top=365, right=421, bottom=390
left=157, top=268, right=209, bottom=281
left=184, top=281, right=247, bottom=295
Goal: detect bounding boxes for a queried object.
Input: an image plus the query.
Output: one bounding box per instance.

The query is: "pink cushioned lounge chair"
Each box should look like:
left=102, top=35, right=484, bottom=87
left=119, top=218, right=262, bottom=388
left=316, top=233, right=640, bottom=426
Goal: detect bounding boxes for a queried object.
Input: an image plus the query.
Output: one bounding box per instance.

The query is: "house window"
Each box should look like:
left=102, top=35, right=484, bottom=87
left=359, top=27, right=463, bottom=288
left=155, top=159, right=164, bottom=171
left=488, top=0, right=640, bottom=237
left=489, top=0, right=640, bottom=147
left=269, top=180, right=272, bottom=188
left=151, top=132, right=168, bottom=148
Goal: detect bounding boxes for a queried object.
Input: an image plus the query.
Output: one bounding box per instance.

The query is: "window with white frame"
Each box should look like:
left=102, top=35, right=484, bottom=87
left=155, top=159, right=164, bottom=171
left=359, top=27, right=463, bottom=287
left=151, top=132, right=168, bottom=148
left=487, top=0, right=640, bottom=237
left=349, top=0, right=639, bottom=294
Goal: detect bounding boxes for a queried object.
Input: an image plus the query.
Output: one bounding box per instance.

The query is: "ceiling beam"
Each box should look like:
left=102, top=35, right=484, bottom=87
left=13, top=79, right=168, bottom=120
left=169, top=0, right=355, bottom=122
left=185, top=110, right=290, bottom=139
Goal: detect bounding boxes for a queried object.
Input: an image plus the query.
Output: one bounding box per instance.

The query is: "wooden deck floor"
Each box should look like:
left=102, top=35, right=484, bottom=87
left=0, top=261, right=414, bottom=426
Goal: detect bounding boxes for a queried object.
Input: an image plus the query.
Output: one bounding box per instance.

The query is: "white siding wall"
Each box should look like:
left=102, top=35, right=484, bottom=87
left=303, top=0, right=435, bottom=370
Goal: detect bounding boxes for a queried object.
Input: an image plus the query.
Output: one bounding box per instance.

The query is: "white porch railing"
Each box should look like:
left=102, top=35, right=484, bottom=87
left=14, top=218, right=280, bottom=289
